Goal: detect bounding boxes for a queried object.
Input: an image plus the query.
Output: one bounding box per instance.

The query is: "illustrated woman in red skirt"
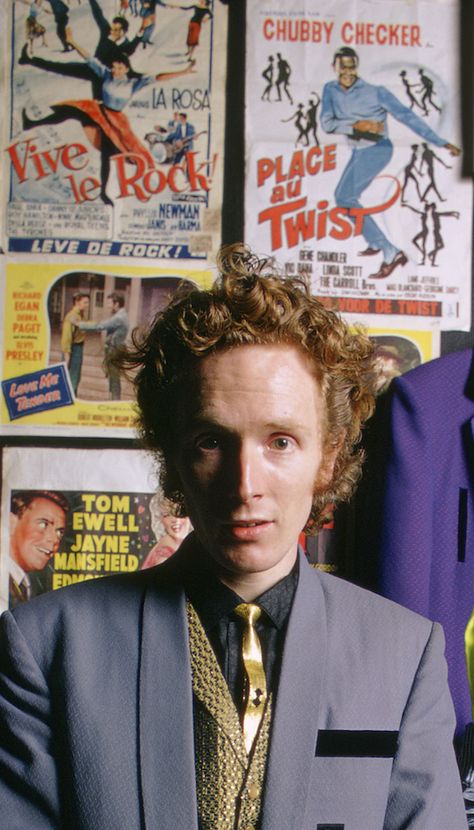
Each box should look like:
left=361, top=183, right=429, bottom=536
left=21, top=29, right=195, bottom=204
left=169, top=0, right=212, bottom=62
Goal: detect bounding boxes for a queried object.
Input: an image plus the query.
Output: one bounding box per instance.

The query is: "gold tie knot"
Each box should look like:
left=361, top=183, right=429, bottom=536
left=235, top=603, right=262, bottom=626
left=234, top=603, right=267, bottom=754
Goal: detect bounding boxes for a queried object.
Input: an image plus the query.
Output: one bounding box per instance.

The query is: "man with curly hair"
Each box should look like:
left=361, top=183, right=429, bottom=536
left=0, top=244, right=465, bottom=828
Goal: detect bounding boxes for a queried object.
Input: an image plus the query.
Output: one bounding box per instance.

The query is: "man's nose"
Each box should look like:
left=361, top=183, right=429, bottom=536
left=232, top=443, right=264, bottom=503
left=44, top=525, right=57, bottom=548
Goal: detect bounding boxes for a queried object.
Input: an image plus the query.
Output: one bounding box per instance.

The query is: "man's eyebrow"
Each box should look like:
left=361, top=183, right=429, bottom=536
left=263, top=420, right=312, bottom=432
left=184, top=415, right=314, bottom=435
left=183, top=415, right=229, bottom=432
left=36, top=516, right=65, bottom=528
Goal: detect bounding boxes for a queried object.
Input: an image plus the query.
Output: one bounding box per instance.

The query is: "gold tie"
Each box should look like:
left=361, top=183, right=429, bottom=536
left=234, top=603, right=267, bottom=754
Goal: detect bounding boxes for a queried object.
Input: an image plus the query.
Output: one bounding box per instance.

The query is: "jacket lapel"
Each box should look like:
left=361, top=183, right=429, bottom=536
left=138, top=577, right=199, bottom=830
left=261, top=553, right=327, bottom=830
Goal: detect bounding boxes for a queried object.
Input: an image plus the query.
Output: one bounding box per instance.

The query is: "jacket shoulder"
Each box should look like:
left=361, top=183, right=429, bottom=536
left=393, top=348, right=473, bottom=393
left=314, top=568, right=433, bottom=640
left=2, top=565, right=175, bottom=660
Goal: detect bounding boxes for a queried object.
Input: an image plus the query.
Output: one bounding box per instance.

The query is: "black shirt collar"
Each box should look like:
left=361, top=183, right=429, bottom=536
left=184, top=552, right=299, bottom=634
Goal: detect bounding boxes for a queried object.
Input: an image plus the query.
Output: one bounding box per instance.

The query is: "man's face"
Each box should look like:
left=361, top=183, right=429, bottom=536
left=172, top=344, right=338, bottom=592
left=110, top=22, right=124, bottom=41
left=111, top=61, right=128, bottom=80
left=10, top=497, right=66, bottom=572
left=107, top=298, right=120, bottom=314
left=337, top=56, right=358, bottom=89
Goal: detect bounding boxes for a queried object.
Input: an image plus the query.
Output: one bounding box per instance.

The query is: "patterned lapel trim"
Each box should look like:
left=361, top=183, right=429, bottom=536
left=186, top=599, right=248, bottom=766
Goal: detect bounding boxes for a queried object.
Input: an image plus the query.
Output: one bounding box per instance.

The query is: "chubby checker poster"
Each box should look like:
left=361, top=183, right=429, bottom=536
left=0, top=447, right=194, bottom=612
left=3, top=0, right=227, bottom=260
left=245, top=0, right=472, bottom=331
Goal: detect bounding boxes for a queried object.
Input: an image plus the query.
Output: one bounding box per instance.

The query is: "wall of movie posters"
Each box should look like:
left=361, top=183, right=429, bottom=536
left=0, top=0, right=228, bottom=606
left=1, top=0, right=473, bottom=602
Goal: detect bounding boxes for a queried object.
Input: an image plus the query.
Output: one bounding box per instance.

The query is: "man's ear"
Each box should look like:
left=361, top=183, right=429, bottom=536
left=317, top=430, right=346, bottom=488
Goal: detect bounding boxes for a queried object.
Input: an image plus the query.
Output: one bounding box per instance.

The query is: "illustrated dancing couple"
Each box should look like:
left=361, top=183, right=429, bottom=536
left=20, top=29, right=195, bottom=206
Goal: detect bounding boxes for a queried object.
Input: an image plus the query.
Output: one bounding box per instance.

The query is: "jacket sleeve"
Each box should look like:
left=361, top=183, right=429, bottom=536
left=77, top=313, right=119, bottom=333
left=88, top=0, right=109, bottom=34
left=383, top=621, right=467, bottom=829
left=123, top=34, right=143, bottom=54
left=0, top=611, right=61, bottom=829
left=378, top=85, right=447, bottom=147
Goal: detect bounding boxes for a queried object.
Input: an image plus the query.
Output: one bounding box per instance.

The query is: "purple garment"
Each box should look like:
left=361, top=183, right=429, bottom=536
left=361, top=349, right=474, bottom=736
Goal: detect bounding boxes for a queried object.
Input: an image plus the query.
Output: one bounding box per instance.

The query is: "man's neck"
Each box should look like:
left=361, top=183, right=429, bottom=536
left=216, top=553, right=299, bottom=601
left=339, top=79, right=359, bottom=91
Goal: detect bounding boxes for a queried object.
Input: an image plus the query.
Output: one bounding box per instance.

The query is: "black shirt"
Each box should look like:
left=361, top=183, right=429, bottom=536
left=184, top=556, right=299, bottom=712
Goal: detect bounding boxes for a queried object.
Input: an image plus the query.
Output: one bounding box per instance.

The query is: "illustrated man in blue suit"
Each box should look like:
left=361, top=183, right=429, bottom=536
left=0, top=244, right=467, bottom=829
left=321, top=47, right=461, bottom=280
left=169, top=111, right=196, bottom=164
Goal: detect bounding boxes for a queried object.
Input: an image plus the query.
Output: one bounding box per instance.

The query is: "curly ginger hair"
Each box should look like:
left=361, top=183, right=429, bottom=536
left=119, top=243, right=377, bottom=530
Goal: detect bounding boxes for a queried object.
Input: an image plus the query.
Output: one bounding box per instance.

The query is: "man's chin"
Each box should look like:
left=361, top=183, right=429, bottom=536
left=209, top=540, right=297, bottom=579
left=29, top=552, right=52, bottom=570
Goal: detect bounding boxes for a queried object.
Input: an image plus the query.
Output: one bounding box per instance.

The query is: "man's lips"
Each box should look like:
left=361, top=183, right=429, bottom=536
left=220, top=520, right=274, bottom=541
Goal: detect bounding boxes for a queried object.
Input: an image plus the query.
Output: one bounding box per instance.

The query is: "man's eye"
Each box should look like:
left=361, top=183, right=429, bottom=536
left=195, top=436, right=220, bottom=451
left=269, top=436, right=292, bottom=450
left=37, top=520, right=48, bottom=529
